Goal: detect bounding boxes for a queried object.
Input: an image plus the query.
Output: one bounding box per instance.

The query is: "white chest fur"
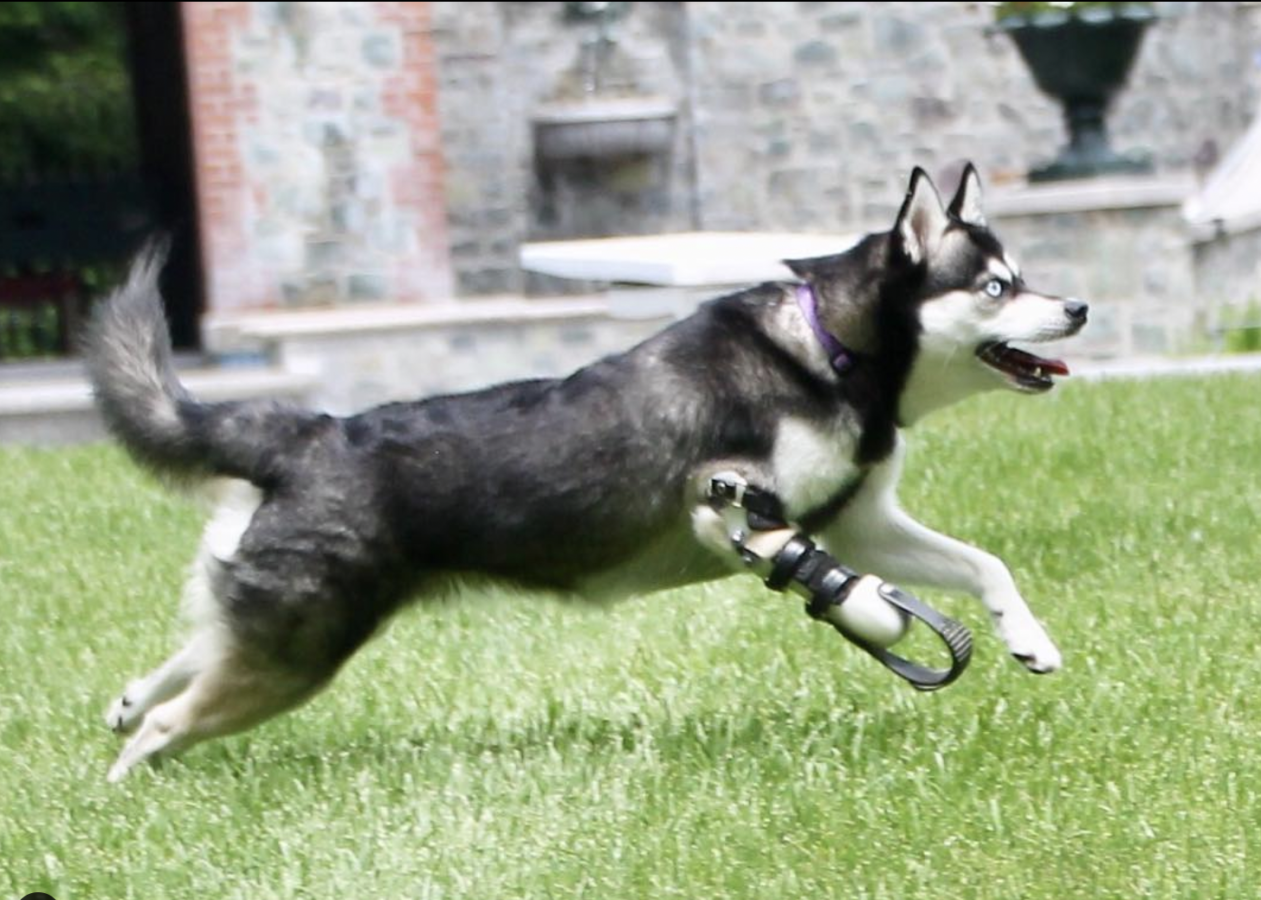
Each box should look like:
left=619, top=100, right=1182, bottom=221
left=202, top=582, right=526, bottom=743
left=770, top=416, right=860, bottom=516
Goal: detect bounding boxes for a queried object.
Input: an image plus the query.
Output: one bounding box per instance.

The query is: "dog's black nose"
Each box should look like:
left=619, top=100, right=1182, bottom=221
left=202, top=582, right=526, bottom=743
left=1064, top=299, right=1089, bottom=323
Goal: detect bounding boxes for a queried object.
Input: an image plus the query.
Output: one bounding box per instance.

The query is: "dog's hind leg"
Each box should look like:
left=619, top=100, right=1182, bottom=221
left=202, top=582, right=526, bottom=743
left=107, top=479, right=267, bottom=735
left=104, top=630, right=219, bottom=735
left=106, top=646, right=326, bottom=783
left=105, top=576, right=388, bottom=781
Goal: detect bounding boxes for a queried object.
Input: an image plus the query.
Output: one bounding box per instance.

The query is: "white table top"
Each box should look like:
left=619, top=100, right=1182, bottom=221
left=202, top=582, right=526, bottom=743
left=520, top=231, right=861, bottom=287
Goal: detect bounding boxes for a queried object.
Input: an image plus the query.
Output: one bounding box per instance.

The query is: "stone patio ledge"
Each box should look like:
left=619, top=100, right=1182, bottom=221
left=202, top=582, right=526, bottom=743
left=205, top=295, right=615, bottom=344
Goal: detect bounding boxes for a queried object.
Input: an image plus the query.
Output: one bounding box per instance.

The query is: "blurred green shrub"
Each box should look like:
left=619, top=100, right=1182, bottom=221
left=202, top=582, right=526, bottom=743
left=0, top=2, right=138, bottom=177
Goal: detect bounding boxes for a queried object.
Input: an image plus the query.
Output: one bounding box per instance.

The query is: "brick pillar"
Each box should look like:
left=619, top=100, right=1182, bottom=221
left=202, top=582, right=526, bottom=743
left=182, top=1, right=453, bottom=313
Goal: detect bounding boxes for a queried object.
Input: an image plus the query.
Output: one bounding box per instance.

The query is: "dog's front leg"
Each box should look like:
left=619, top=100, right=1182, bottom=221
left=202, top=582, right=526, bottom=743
left=820, top=441, right=1061, bottom=673
left=688, top=466, right=974, bottom=689
left=826, top=494, right=1061, bottom=673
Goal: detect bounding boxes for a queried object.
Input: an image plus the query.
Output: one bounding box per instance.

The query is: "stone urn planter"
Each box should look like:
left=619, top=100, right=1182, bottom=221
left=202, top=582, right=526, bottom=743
left=994, top=2, right=1157, bottom=181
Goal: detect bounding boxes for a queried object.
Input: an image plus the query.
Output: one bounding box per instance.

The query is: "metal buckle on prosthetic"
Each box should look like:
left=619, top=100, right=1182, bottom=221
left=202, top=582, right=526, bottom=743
left=707, top=473, right=972, bottom=691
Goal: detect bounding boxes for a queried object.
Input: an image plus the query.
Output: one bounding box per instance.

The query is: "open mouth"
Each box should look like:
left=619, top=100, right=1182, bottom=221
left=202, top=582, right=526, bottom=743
left=976, top=342, right=1070, bottom=392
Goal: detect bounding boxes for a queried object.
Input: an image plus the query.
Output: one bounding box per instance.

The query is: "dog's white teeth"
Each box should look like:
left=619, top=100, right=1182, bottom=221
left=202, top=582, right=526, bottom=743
left=1035, top=366, right=1045, bottom=378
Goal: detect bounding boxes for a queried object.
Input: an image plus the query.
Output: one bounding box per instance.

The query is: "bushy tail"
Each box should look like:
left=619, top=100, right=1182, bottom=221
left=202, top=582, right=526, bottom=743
left=83, top=246, right=307, bottom=484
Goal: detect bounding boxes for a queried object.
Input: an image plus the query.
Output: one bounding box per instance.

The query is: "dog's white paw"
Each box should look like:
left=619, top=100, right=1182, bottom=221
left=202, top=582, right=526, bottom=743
left=105, top=685, right=144, bottom=735
left=996, top=613, right=1062, bottom=674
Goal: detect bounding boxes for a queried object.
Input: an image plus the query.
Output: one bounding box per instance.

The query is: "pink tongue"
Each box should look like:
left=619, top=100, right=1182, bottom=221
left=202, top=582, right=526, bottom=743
left=1010, top=346, right=1070, bottom=377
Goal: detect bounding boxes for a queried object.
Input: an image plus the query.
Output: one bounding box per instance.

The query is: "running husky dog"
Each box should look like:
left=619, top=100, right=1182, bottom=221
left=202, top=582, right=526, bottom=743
left=87, top=164, right=1086, bottom=781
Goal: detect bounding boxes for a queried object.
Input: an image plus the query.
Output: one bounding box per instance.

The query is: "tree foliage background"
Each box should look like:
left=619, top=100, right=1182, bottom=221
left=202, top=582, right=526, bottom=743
left=0, top=2, right=137, bottom=176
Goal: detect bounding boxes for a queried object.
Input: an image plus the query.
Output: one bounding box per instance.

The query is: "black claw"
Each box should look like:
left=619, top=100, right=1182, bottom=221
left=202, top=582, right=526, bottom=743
left=1013, top=652, right=1053, bottom=674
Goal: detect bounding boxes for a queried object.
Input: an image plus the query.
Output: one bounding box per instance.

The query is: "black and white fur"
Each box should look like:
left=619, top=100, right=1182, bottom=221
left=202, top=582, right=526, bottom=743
left=87, top=165, right=1086, bottom=782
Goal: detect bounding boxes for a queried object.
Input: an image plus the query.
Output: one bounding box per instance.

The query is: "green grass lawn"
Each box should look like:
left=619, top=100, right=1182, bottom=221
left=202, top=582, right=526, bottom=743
left=3, top=373, right=1261, bottom=899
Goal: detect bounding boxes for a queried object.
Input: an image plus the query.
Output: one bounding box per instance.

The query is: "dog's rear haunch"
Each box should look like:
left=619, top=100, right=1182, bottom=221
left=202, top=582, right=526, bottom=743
left=88, top=164, right=1085, bottom=781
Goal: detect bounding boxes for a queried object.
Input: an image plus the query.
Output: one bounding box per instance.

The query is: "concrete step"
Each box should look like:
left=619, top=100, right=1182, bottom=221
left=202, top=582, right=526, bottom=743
left=0, top=362, right=317, bottom=445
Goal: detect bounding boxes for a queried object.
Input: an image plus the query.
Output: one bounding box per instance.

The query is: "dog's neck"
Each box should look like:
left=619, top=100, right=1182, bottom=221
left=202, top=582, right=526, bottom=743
left=795, top=283, right=855, bottom=376
left=899, top=341, right=998, bottom=425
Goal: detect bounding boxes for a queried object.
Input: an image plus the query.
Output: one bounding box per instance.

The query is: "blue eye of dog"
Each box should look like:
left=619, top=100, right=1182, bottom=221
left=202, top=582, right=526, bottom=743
left=984, top=278, right=1007, bottom=299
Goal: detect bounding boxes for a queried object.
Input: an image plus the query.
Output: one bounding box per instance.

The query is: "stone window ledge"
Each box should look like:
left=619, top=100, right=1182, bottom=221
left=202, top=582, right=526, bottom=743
left=988, top=174, right=1196, bottom=218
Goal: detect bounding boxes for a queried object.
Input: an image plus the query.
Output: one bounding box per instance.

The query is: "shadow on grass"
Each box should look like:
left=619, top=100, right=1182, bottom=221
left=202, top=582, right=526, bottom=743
left=169, top=693, right=933, bottom=787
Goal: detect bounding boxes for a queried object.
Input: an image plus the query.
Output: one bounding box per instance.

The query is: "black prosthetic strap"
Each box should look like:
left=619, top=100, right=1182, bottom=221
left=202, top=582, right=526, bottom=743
left=708, top=478, right=788, bottom=532
left=796, top=550, right=858, bottom=610
left=709, top=481, right=855, bottom=597
left=765, top=536, right=812, bottom=591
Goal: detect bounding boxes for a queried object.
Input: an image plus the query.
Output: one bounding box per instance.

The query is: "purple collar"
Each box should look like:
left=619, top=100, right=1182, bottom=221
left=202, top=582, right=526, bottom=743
left=795, top=283, right=854, bottom=375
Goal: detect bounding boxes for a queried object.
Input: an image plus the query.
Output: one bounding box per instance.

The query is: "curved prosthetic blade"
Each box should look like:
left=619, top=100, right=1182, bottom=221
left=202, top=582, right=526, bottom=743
left=834, top=584, right=973, bottom=691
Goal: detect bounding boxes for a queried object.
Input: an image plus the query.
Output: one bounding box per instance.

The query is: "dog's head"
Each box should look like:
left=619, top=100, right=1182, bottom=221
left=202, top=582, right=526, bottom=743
left=788, top=164, right=1087, bottom=424
left=893, top=164, right=1088, bottom=418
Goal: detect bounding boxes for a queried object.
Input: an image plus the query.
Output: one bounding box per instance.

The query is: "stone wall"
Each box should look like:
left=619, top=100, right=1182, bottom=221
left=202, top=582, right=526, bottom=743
left=434, top=1, right=1261, bottom=295
left=992, top=192, right=1198, bottom=358
left=205, top=299, right=672, bottom=414
left=433, top=1, right=697, bottom=296
left=686, top=1, right=1261, bottom=230
left=1193, top=225, right=1261, bottom=335
left=429, top=2, right=528, bottom=296
left=183, top=1, right=453, bottom=312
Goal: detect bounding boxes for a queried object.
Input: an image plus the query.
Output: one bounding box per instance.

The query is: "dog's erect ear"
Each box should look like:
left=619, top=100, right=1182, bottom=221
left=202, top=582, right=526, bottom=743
left=783, top=257, right=810, bottom=280
left=893, top=167, right=948, bottom=265
left=783, top=253, right=845, bottom=283
left=947, top=162, right=986, bottom=227
left=784, top=256, right=820, bottom=281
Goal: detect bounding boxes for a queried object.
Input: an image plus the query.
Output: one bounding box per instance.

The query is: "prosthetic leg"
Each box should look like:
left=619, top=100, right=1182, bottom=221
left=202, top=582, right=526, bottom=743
left=707, top=473, right=972, bottom=691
